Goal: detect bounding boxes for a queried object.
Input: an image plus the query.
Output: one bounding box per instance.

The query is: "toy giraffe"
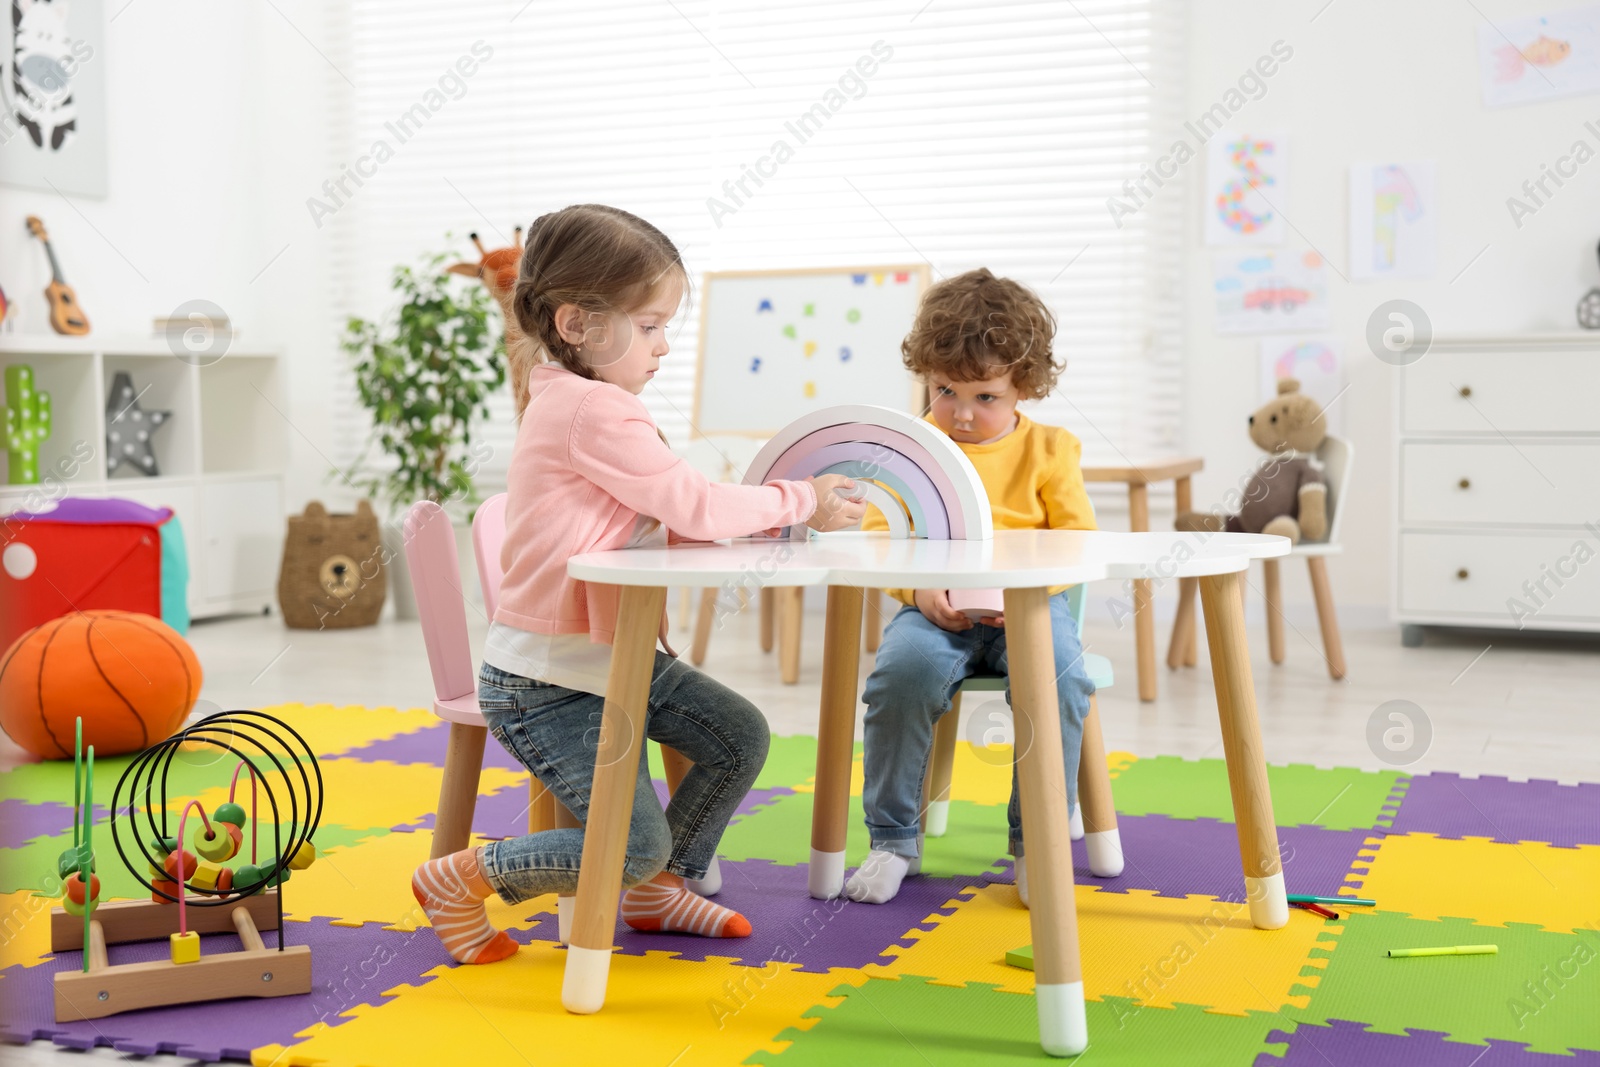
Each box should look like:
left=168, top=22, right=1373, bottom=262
left=6, top=365, right=52, bottom=485
left=448, top=229, right=538, bottom=414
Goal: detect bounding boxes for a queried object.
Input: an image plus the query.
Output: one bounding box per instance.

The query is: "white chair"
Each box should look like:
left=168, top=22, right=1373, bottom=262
left=1168, top=435, right=1351, bottom=679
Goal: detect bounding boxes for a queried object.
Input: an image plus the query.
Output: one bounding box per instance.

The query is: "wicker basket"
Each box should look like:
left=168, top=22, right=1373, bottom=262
left=277, top=500, right=387, bottom=629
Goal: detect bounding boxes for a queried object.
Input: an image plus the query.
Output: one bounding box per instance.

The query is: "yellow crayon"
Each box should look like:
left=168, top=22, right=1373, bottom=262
left=1387, top=945, right=1498, bottom=958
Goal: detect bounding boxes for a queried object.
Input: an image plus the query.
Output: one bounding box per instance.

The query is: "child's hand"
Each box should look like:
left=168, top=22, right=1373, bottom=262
left=805, top=474, right=867, bottom=532
left=914, top=589, right=974, bottom=633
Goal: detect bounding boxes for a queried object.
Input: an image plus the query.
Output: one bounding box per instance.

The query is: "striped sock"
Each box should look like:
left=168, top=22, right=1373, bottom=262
left=411, top=848, right=519, bottom=964
left=621, top=872, right=751, bottom=937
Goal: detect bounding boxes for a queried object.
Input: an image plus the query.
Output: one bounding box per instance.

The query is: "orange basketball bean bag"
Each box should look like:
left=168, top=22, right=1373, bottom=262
left=0, top=610, right=201, bottom=759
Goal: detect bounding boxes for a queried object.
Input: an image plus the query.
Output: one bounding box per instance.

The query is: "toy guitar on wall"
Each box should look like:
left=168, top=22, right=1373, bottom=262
left=25, top=216, right=90, bottom=336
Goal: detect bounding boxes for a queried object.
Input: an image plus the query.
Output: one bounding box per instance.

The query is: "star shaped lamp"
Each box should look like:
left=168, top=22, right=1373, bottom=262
left=105, top=371, right=171, bottom=476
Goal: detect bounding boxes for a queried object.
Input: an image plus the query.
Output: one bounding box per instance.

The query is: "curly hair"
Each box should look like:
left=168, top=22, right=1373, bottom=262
left=901, top=268, right=1062, bottom=400
left=509, top=204, right=685, bottom=415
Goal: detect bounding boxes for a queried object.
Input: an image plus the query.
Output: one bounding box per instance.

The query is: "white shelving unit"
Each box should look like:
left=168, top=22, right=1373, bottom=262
left=1, top=334, right=287, bottom=619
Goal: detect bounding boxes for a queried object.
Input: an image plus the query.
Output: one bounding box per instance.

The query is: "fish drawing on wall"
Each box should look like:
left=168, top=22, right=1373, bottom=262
left=1494, top=34, right=1572, bottom=82
left=9, top=0, right=83, bottom=151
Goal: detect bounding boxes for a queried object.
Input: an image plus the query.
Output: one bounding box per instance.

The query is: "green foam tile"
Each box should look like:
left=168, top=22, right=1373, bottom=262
left=745, top=976, right=1285, bottom=1065
left=1289, top=910, right=1600, bottom=1055
left=718, top=790, right=1009, bottom=878
left=647, top=733, right=837, bottom=793
left=1109, top=757, right=1407, bottom=831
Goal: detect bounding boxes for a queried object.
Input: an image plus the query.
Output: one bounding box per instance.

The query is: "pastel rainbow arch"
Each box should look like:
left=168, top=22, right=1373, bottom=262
left=742, top=405, right=993, bottom=541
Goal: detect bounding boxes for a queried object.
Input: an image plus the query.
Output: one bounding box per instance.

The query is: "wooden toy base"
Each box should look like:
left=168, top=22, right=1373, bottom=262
left=50, top=891, right=311, bottom=1022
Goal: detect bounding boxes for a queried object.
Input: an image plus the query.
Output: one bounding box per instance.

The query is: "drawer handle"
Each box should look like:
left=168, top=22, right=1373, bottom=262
left=1458, top=477, right=1470, bottom=490
left=1456, top=568, right=1470, bottom=580
left=1458, top=385, right=1472, bottom=398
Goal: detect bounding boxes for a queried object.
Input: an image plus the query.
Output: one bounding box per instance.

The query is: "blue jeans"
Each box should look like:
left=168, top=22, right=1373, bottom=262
left=474, top=657, right=769, bottom=904
left=860, top=592, right=1095, bottom=859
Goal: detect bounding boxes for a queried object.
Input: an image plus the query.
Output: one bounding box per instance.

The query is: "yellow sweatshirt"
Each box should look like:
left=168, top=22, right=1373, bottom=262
left=862, top=411, right=1097, bottom=607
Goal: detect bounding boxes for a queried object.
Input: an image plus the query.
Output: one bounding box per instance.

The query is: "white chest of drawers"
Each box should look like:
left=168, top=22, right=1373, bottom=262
left=1394, top=335, right=1600, bottom=644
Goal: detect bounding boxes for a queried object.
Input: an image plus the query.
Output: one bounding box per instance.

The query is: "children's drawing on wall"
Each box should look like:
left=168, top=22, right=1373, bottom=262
left=0, top=0, right=107, bottom=196
left=1479, top=5, right=1600, bottom=108
left=1349, top=162, right=1437, bottom=281
left=1205, top=131, right=1287, bottom=246
left=1213, top=250, right=1329, bottom=334
left=1259, top=335, right=1344, bottom=435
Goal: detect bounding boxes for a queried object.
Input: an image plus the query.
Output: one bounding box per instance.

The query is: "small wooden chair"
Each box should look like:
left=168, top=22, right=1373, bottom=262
left=1167, top=435, right=1352, bottom=680
left=917, top=583, right=1125, bottom=878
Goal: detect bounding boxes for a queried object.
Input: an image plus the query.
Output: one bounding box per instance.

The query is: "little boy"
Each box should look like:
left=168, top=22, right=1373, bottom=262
left=845, top=267, right=1096, bottom=907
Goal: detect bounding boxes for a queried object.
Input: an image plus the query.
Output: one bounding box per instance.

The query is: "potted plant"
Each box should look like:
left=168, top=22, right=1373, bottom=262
left=340, top=247, right=506, bottom=619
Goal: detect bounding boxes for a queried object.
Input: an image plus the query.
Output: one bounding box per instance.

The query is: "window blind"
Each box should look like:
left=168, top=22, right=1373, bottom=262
left=326, top=0, right=1188, bottom=501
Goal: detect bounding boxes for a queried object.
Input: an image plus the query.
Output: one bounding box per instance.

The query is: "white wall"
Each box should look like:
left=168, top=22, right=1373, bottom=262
left=0, top=0, right=340, bottom=514
left=1184, top=0, right=1600, bottom=623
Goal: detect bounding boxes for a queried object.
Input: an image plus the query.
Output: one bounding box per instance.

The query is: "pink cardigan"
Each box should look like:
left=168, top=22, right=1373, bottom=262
left=494, top=363, right=819, bottom=645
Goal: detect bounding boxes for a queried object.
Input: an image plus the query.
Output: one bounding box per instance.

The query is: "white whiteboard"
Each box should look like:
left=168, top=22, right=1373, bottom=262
left=693, top=265, right=930, bottom=437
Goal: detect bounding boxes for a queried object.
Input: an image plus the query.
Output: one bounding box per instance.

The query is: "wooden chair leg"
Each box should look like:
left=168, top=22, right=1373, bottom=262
left=660, top=744, right=692, bottom=794
left=1307, top=556, right=1347, bottom=680
left=809, top=585, right=864, bottom=899
left=1128, top=483, right=1157, bottom=702
left=864, top=588, right=884, bottom=653
left=528, top=776, right=557, bottom=834
left=760, top=586, right=775, bottom=652
left=690, top=587, right=718, bottom=666
left=431, top=722, right=487, bottom=859
left=780, top=586, right=804, bottom=685
left=921, top=693, right=961, bottom=838
left=1263, top=558, right=1285, bottom=665
left=1168, top=576, right=1198, bottom=670
left=1076, top=694, right=1122, bottom=876
left=678, top=587, right=692, bottom=631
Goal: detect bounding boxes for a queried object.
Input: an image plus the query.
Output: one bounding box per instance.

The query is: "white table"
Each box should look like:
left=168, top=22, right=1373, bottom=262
left=563, top=529, right=1290, bottom=1057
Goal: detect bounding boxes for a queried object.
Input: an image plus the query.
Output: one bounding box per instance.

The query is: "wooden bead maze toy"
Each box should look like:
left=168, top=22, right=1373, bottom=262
left=49, top=710, right=324, bottom=1022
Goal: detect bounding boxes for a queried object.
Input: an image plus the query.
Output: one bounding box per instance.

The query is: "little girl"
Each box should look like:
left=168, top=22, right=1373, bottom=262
left=411, top=204, right=864, bottom=964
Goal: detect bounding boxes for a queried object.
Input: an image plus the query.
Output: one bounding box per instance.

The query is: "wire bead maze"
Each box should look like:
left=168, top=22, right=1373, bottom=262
left=50, top=709, right=324, bottom=1022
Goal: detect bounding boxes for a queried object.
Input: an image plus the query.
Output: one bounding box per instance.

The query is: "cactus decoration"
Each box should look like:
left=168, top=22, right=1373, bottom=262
left=5, top=365, right=52, bottom=485
left=105, top=371, right=171, bottom=477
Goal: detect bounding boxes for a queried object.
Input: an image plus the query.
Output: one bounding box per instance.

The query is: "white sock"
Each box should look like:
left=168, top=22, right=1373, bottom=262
left=686, top=855, right=721, bottom=897
left=843, top=849, right=911, bottom=904
left=1015, top=854, right=1029, bottom=909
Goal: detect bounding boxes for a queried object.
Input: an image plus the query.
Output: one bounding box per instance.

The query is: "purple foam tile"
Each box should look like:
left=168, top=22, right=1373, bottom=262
left=517, top=856, right=989, bottom=973
left=392, top=783, right=794, bottom=841
left=0, top=800, right=77, bottom=849
left=1257, top=1022, right=1600, bottom=1066
left=334, top=723, right=528, bottom=774
left=0, top=917, right=482, bottom=1062
left=1386, top=773, right=1600, bottom=848
left=996, top=814, right=1373, bottom=904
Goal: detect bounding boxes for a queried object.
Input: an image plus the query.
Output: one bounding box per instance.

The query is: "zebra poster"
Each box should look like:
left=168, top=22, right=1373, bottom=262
left=0, top=0, right=105, bottom=197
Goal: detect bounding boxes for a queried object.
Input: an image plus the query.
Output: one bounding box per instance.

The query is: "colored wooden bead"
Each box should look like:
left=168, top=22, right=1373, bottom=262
left=267, top=865, right=292, bottom=887
left=212, top=802, right=247, bottom=828
left=170, top=930, right=201, bottom=965
left=163, top=848, right=200, bottom=883
left=62, top=895, right=87, bottom=916
left=63, top=872, right=101, bottom=905
left=151, top=878, right=181, bottom=903
left=189, top=859, right=223, bottom=891
left=215, top=867, right=234, bottom=895
left=149, top=836, right=178, bottom=857
left=56, top=848, right=94, bottom=881
left=233, top=863, right=263, bottom=891
left=195, top=823, right=241, bottom=862
left=286, top=840, right=317, bottom=870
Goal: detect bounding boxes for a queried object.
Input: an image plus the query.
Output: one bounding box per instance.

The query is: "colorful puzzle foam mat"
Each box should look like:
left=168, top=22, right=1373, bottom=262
left=0, top=703, right=1594, bottom=1065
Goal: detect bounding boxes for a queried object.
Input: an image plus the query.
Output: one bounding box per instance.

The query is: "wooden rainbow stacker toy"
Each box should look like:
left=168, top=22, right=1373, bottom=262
left=49, top=710, right=323, bottom=1022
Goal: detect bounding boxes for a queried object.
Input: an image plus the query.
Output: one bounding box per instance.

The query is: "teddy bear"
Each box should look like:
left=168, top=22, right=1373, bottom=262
left=1175, top=378, right=1328, bottom=544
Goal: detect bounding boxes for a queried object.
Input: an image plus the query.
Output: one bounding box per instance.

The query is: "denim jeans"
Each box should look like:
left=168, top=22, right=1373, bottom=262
left=474, top=655, right=769, bottom=904
left=860, top=591, right=1095, bottom=859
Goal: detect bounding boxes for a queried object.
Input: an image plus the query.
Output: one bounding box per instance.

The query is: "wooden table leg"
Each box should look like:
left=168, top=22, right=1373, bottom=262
left=1263, top=558, right=1285, bottom=665
left=809, top=585, right=863, bottom=899
left=780, top=586, right=804, bottom=685
left=760, top=586, right=775, bottom=653
left=1077, top=694, right=1122, bottom=877
left=1128, top=483, right=1157, bottom=702
left=1197, top=571, right=1288, bottom=931
left=562, top=584, right=666, bottom=1014
left=431, top=722, right=487, bottom=859
left=690, top=587, right=718, bottom=666
left=920, top=695, right=960, bottom=838
left=1005, top=585, right=1087, bottom=1055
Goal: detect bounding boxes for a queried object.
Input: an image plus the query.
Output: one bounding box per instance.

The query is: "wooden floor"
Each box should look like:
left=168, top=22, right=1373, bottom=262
left=4, top=595, right=1597, bottom=1066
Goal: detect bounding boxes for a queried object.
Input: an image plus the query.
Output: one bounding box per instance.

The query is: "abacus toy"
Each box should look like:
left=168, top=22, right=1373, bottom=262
left=49, top=710, right=323, bottom=1022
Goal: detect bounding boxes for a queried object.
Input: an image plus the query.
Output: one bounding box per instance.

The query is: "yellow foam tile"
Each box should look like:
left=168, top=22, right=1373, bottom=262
left=184, top=758, right=523, bottom=841
left=0, top=889, right=62, bottom=968
left=1349, top=833, right=1600, bottom=934
left=251, top=942, right=860, bottom=1067
left=794, top=745, right=1139, bottom=808
left=178, top=702, right=438, bottom=762
left=864, top=882, right=1325, bottom=1014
